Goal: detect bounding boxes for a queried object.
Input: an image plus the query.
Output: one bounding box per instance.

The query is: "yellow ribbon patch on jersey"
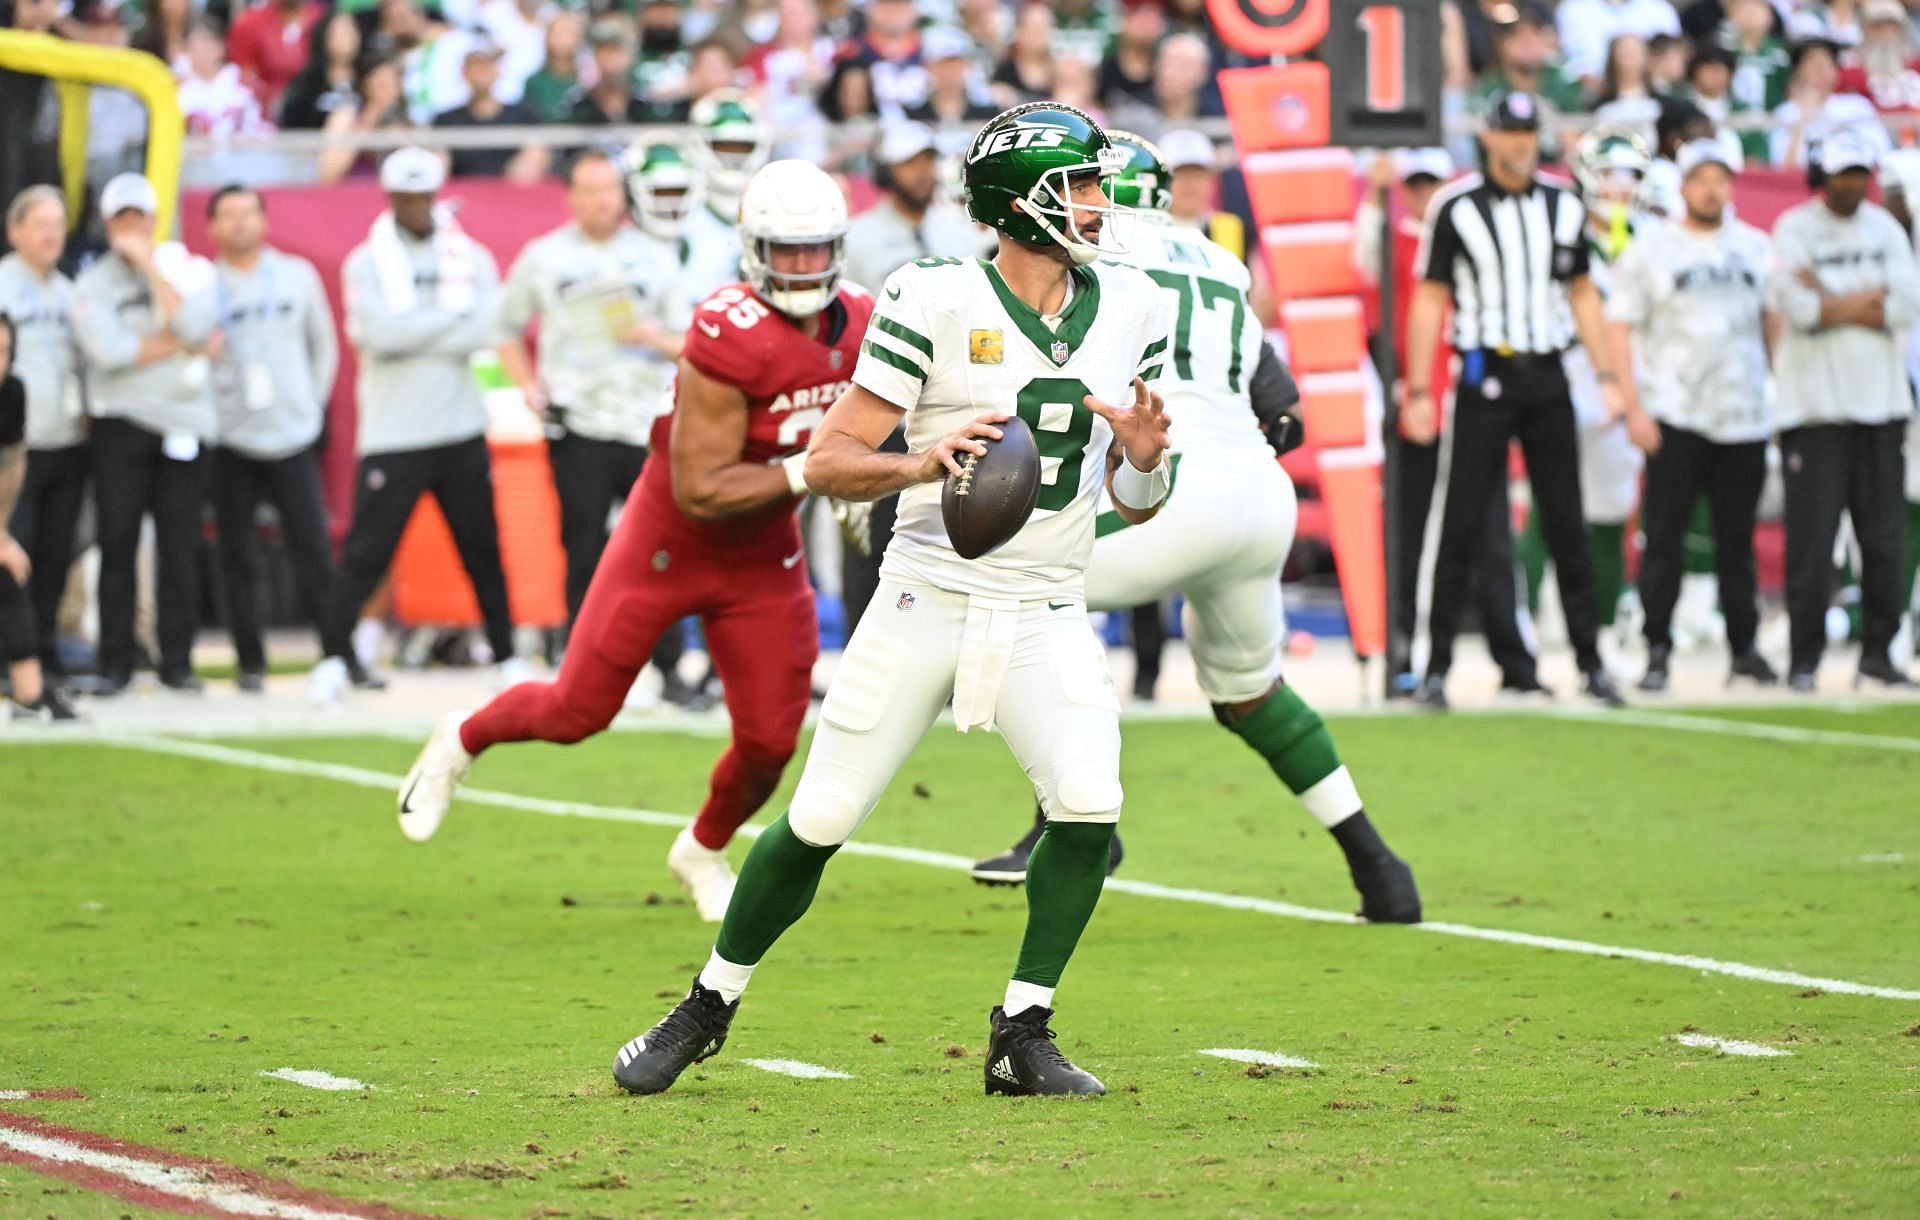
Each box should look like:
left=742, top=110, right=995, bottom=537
left=969, top=329, right=1004, bottom=364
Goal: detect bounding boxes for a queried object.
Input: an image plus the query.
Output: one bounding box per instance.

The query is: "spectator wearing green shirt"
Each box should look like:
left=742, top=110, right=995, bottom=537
left=1469, top=5, right=1584, bottom=117
left=1686, top=44, right=1771, bottom=163
left=1721, top=0, right=1791, bottom=113
left=521, top=10, right=584, bottom=123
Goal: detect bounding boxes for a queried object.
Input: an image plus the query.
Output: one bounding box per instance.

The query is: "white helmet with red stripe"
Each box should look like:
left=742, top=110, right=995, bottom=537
left=737, top=160, right=848, bottom=319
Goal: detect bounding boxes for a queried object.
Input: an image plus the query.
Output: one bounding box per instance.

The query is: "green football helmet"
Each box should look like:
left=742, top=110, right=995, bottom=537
left=1103, top=129, right=1172, bottom=216
left=624, top=140, right=705, bottom=240
left=963, top=102, right=1131, bottom=264
left=689, top=87, right=771, bottom=217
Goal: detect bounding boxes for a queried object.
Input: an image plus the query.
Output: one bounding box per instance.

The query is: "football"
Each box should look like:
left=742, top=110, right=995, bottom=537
left=941, top=414, right=1042, bottom=559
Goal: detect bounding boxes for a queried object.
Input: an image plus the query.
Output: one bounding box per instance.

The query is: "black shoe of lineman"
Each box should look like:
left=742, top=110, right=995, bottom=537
left=984, top=1005, right=1105, bottom=1097
left=611, top=976, right=738, bottom=1095
left=969, top=812, right=1123, bottom=887
left=1351, top=852, right=1422, bottom=923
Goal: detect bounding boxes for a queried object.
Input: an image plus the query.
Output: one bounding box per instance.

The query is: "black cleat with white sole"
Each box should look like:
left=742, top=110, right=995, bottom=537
left=970, top=808, right=1123, bottom=887
left=983, top=1005, right=1105, bottom=1097
left=611, top=976, right=738, bottom=1095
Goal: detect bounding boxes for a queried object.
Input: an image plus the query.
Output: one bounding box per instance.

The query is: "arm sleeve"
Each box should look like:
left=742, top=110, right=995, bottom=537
left=72, top=268, right=144, bottom=372
left=1415, top=198, right=1460, bottom=285
left=1250, top=338, right=1303, bottom=457
left=1880, top=215, right=1920, bottom=331
left=850, top=267, right=934, bottom=410
left=341, top=246, right=463, bottom=356
left=301, top=259, right=340, bottom=405
left=1604, top=242, right=1650, bottom=326
left=1766, top=217, right=1823, bottom=332
left=495, top=243, right=541, bottom=343
left=419, top=243, right=503, bottom=357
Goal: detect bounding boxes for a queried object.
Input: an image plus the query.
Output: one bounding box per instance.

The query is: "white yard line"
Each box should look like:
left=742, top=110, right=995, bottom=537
left=19, top=732, right=1920, bottom=1004
left=1854, top=853, right=1907, bottom=864
left=0, top=1126, right=376, bottom=1220
left=739, top=1059, right=852, bottom=1080
left=1670, top=1033, right=1793, bottom=1058
left=1198, top=1048, right=1321, bottom=1069
left=259, top=1069, right=370, bottom=1092
left=1547, top=706, right=1920, bottom=753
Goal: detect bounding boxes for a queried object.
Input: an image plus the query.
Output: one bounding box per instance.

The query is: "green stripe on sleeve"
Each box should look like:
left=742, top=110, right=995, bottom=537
left=1136, top=364, right=1164, bottom=383
left=1140, top=336, right=1168, bottom=362
left=862, top=339, right=927, bottom=380
left=872, top=315, right=934, bottom=357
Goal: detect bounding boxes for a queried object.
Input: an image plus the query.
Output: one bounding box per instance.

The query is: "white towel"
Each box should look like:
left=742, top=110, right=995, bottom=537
left=951, top=594, right=1020, bottom=734
left=367, top=205, right=475, bottom=314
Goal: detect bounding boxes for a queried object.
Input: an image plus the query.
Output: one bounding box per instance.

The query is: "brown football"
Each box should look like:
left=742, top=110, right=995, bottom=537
left=941, top=414, right=1042, bottom=560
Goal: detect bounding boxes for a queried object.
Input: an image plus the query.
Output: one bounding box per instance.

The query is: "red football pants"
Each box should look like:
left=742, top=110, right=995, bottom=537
left=460, top=503, right=817, bottom=850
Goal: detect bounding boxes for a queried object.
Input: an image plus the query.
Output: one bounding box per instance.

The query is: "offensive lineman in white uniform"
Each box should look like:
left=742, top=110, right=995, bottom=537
left=611, top=104, right=1173, bottom=1099
left=969, top=133, right=1421, bottom=923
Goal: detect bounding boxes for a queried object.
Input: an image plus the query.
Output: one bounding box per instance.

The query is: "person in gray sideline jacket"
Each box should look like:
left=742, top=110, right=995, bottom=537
left=1767, top=127, right=1920, bottom=690
left=0, top=185, right=86, bottom=687
left=206, top=184, right=349, bottom=693
left=1608, top=138, right=1779, bottom=693
left=310, top=147, right=519, bottom=703
left=73, top=172, right=223, bottom=695
left=496, top=149, right=702, bottom=705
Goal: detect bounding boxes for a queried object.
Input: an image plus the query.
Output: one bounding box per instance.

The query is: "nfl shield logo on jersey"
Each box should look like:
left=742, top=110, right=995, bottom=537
left=896, top=591, right=916, bottom=612
left=1050, top=339, right=1069, bottom=365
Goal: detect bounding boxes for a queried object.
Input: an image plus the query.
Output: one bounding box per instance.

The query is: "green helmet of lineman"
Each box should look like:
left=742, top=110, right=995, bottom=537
left=963, top=101, right=1131, bottom=264
left=624, top=140, right=706, bottom=241
left=1102, top=129, right=1172, bottom=216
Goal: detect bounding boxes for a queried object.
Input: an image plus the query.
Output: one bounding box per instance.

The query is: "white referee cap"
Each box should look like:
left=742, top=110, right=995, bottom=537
left=380, top=146, right=447, bottom=194
left=1676, top=136, right=1741, bottom=179
left=99, top=172, right=158, bottom=218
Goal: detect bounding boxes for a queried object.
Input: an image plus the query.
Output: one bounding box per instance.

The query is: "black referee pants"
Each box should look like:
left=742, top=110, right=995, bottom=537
left=90, top=417, right=212, bottom=684
left=1423, top=356, right=1602, bottom=679
left=5, top=444, right=87, bottom=676
left=1396, top=436, right=1538, bottom=686
left=1638, top=424, right=1767, bottom=657
left=212, top=446, right=351, bottom=673
left=322, top=436, right=515, bottom=663
left=546, top=426, right=683, bottom=676
left=1781, top=421, right=1908, bottom=674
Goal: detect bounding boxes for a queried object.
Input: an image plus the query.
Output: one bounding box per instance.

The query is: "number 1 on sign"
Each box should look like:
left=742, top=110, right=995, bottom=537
left=1359, top=5, right=1406, bottom=113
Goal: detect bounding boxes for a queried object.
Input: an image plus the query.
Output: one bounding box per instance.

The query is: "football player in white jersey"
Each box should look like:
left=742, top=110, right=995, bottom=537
left=969, top=133, right=1421, bottom=923
left=674, top=89, right=769, bottom=306
left=612, top=103, right=1173, bottom=1100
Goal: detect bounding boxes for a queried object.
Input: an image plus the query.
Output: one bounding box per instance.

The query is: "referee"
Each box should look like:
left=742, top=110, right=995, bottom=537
left=1405, top=92, right=1627, bottom=709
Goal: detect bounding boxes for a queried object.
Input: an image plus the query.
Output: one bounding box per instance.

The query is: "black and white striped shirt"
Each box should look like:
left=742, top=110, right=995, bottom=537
left=1416, top=173, right=1589, bottom=355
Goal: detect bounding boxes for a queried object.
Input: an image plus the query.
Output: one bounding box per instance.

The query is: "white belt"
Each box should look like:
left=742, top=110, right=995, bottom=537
left=951, top=594, right=1020, bottom=734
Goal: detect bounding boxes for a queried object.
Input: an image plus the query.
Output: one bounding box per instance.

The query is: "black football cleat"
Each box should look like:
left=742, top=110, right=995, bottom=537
left=1414, top=674, right=1449, bottom=711
left=1787, top=669, right=1818, bottom=694
left=346, top=659, right=388, bottom=691
left=611, top=976, right=738, bottom=1095
left=1728, top=650, right=1779, bottom=686
left=970, top=812, right=1123, bottom=887
left=984, top=1005, right=1105, bottom=1097
left=1639, top=643, right=1671, bottom=692
left=1856, top=655, right=1916, bottom=689
left=1581, top=669, right=1627, bottom=708
left=1351, top=851, right=1422, bottom=923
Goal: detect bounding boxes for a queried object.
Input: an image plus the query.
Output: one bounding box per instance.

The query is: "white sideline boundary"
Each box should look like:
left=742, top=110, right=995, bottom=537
left=21, top=731, right=1918, bottom=1004
left=1546, top=706, right=1920, bottom=753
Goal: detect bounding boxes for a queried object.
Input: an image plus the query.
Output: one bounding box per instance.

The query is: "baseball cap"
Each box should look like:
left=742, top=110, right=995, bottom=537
left=1862, top=0, right=1907, bottom=25
left=878, top=120, right=937, bottom=166
left=921, top=25, right=970, bottom=62
left=1483, top=90, right=1541, bottom=133
left=464, top=33, right=504, bottom=61
left=1819, top=126, right=1884, bottom=175
left=1158, top=129, right=1216, bottom=171
left=1676, top=136, right=1741, bottom=179
left=1393, top=146, right=1454, bottom=182
left=99, top=172, right=158, bottom=218
left=587, top=19, right=632, bottom=48
left=380, top=146, right=447, bottom=194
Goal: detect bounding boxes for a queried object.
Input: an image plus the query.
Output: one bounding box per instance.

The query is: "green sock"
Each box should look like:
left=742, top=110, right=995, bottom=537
left=1225, top=685, right=1341, bottom=795
left=713, top=813, right=838, bottom=967
left=1590, top=521, right=1626, bottom=628
left=1011, top=820, right=1114, bottom=988
left=1517, top=512, right=1548, bottom=615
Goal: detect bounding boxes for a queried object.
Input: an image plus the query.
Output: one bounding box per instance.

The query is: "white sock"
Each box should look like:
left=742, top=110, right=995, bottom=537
left=1003, top=979, right=1054, bottom=1016
left=698, top=950, right=755, bottom=1003
left=1299, top=766, right=1362, bottom=830
left=352, top=618, right=384, bottom=667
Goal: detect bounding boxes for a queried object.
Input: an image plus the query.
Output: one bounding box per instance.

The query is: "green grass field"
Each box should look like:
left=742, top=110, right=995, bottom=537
left=3, top=704, right=1918, bottom=1218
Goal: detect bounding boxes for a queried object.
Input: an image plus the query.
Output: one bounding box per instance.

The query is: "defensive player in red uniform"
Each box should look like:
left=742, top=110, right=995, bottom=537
left=395, top=160, right=870, bottom=920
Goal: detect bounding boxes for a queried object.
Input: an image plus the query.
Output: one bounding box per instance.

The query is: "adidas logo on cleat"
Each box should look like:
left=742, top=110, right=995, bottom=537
left=616, top=1037, right=646, bottom=1069
left=989, top=1055, right=1019, bottom=1085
